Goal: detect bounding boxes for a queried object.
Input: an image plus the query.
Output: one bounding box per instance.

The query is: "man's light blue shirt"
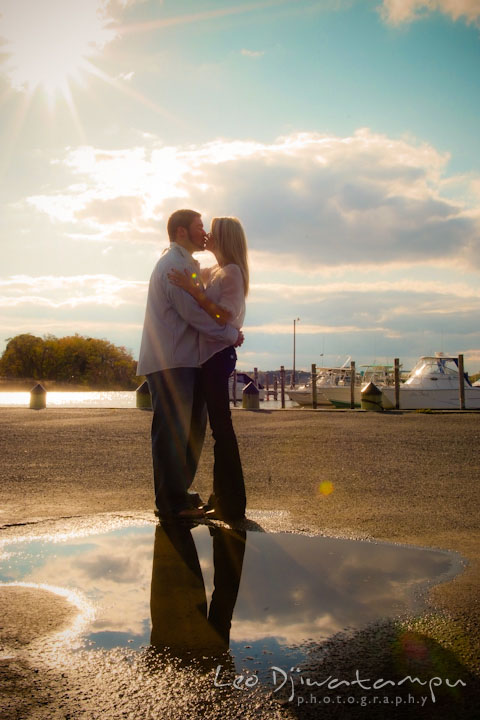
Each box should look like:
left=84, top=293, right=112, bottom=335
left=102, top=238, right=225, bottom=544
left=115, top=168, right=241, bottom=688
left=137, top=243, right=239, bottom=375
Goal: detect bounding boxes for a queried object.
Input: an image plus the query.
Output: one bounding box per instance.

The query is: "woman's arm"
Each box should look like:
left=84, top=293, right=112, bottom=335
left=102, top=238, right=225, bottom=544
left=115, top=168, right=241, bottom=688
left=167, top=268, right=232, bottom=325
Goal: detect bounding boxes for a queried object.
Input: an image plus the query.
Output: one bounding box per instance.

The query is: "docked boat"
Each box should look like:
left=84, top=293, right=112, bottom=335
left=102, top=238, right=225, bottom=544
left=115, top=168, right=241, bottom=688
left=287, top=359, right=353, bottom=406
left=324, top=365, right=396, bottom=408
left=381, top=354, right=480, bottom=410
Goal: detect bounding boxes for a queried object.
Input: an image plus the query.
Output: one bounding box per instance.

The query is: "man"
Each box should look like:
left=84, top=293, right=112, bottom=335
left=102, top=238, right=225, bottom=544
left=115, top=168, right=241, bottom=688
left=137, top=209, right=242, bottom=520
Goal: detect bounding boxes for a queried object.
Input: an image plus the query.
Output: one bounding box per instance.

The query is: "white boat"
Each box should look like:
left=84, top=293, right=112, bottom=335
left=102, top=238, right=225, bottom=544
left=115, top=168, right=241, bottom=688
left=287, top=358, right=353, bottom=407
left=324, top=365, right=396, bottom=408
left=229, top=372, right=265, bottom=401
left=381, top=354, right=480, bottom=410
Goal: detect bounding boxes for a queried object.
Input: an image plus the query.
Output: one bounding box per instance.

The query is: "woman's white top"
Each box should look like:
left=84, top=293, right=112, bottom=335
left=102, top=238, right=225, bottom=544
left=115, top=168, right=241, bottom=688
left=199, top=263, right=246, bottom=364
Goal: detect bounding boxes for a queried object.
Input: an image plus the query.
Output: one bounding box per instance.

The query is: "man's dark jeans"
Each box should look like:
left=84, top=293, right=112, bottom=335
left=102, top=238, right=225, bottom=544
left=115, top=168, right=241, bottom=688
left=201, top=346, right=246, bottom=519
left=147, top=367, right=206, bottom=517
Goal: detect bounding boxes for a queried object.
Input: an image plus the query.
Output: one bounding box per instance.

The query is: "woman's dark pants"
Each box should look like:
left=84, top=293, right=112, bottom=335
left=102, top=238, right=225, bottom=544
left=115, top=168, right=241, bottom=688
left=201, top=346, right=246, bottom=519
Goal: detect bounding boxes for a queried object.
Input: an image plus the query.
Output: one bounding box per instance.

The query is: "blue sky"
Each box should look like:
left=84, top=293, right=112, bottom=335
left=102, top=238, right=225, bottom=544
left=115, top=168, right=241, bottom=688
left=1, top=0, right=480, bottom=373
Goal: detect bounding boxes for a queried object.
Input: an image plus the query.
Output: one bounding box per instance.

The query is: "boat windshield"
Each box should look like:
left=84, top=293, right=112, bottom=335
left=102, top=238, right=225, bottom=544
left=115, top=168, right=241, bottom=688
left=361, top=366, right=395, bottom=386
left=315, top=368, right=352, bottom=386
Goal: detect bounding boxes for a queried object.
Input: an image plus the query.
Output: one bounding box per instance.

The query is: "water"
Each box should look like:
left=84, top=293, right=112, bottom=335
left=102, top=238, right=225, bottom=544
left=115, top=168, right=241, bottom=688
left=0, top=390, right=137, bottom=408
left=0, top=391, right=298, bottom=409
left=0, top=522, right=461, bottom=676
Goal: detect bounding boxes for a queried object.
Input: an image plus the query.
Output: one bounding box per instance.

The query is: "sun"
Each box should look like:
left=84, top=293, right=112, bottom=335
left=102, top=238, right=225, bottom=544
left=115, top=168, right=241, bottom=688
left=0, top=0, right=117, bottom=99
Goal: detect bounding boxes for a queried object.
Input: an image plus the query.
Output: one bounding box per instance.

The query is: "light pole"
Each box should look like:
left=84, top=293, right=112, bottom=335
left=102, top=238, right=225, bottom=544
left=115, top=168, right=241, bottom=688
left=292, top=317, right=300, bottom=388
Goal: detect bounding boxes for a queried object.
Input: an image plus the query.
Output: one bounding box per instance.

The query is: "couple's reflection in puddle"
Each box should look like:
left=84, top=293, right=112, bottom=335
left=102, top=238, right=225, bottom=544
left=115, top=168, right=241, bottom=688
left=149, top=522, right=246, bottom=672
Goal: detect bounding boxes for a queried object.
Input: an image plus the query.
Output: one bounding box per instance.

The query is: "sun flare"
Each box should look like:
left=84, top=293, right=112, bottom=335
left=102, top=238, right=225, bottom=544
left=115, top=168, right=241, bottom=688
left=0, top=0, right=116, bottom=98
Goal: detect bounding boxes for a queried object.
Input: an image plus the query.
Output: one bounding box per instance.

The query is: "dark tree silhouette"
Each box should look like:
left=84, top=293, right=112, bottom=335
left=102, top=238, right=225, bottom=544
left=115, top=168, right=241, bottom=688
left=0, top=333, right=139, bottom=389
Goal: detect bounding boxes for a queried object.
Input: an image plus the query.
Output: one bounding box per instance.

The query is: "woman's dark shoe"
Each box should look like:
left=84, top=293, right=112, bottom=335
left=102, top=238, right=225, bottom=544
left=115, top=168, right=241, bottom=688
left=201, top=492, right=217, bottom=511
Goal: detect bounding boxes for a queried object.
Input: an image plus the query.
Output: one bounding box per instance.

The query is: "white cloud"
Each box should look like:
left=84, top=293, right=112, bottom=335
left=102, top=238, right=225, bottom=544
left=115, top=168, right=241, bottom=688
left=465, top=349, right=480, bottom=367
left=1, top=269, right=480, bottom=369
left=8, top=130, right=480, bottom=370
left=0, top=274, right=147, bottom=355
left=27, top=532, right=154, bottom=637
left=105, top=0, right=148, bottom=11
left=0, top=274, right=146, bottom=309
left=249, top=277, right=480, bottom=302
left=240, top=49, right=266, bottom=58
left=0, top=318, right=143, bottom=353
left=245, top=322, right=389, bottom=334
left=23, top=129, right=480, bottom=271
left=76, top=196, right=145, bottom=224
left=378, top=0, right=480, bottom=25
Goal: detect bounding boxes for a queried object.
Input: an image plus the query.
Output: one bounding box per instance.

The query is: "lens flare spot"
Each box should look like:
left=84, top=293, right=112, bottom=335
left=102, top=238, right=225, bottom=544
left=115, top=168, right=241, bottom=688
left=398, top=631, right=429, bottom=661
left=319, top=481, right=334, bottom=496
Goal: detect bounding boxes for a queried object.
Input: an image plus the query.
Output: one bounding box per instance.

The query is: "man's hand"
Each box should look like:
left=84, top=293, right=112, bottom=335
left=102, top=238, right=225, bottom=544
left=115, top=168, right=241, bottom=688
left=234, top=330, right=244, bottom=347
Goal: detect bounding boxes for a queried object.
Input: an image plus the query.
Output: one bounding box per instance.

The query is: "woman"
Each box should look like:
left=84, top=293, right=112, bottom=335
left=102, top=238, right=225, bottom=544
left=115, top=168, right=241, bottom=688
left=168, top=216, right=249, bottom=522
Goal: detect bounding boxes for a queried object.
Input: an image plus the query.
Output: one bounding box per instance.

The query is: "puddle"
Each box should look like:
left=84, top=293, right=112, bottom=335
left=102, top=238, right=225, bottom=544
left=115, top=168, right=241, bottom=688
left=0, top=522, right=462, bottom=676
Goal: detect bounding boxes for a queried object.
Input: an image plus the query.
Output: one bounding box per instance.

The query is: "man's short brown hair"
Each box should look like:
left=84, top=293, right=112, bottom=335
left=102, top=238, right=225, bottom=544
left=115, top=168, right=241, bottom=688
left=167, top=209, right=201, bottom=242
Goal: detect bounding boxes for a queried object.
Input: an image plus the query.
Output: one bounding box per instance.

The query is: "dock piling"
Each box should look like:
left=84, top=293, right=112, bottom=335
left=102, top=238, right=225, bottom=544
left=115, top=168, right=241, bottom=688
left=361, top=382, right=384, bottom=412
left=242, top=381, right=260, bottom=410
left=394, top=358, right=400, bottom=410
left=458, top=354, right=466, bottom=410
left=350, top=361, right=356, bottom=409
left=30, top=383, right=47, bottom=410
left=135, top=380, right=152, bottom=410
left=311, top=363, right=317, bottom=409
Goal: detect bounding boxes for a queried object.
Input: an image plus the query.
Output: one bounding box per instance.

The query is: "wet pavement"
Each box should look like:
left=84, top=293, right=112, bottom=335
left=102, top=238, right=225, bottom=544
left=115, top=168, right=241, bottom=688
left=0, top=517, right=463, bottom=671
left=1, top=408, right=479, bottom=718
left=1, top=514, right=478, bottom=719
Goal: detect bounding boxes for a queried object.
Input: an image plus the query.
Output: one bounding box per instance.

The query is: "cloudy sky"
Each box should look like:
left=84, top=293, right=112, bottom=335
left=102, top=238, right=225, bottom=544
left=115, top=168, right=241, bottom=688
left=1, top=0, right=480, bottom=373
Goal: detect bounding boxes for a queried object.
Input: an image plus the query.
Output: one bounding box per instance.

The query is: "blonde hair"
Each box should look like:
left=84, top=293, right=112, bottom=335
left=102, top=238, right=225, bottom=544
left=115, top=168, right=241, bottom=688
left=211, top=217, right=249, bottom=296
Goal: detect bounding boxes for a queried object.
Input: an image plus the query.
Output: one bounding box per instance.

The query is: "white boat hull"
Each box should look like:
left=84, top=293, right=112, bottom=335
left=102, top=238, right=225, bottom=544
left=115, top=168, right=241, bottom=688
left=323, top=386, right=363, bottom=407
left=287, top=389, right=333, bottom=406
left=381, top=386, right=480, bottom=410
left=323, top=366, right=394, bottom=407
